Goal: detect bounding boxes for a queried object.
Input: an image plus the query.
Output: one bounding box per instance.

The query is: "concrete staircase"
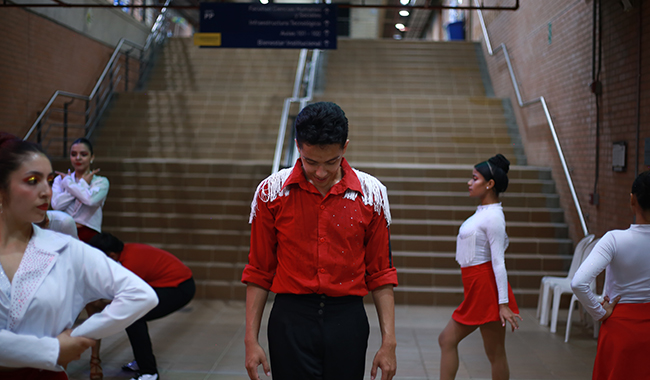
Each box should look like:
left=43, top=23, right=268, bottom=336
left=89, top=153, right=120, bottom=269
left=314, top=40, right=572, bottom=307
left=77, top=38, right=572, bottom=307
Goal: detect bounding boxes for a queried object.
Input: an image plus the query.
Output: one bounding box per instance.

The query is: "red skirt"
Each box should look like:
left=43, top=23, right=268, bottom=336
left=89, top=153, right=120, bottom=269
left=452, top=261, right=519, bottom=325
left=593, top=302, right=650, bottom=380
left=1, top=368, right=68, bottom=380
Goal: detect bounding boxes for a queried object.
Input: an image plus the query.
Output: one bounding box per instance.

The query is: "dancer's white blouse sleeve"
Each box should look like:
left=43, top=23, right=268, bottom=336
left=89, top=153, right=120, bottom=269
left=485, top=210, right=509, bottom=304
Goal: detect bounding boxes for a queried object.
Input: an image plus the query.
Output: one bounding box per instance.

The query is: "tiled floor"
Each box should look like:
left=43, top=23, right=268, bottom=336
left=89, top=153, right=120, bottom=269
left=67, top=301, right=597, bottom=380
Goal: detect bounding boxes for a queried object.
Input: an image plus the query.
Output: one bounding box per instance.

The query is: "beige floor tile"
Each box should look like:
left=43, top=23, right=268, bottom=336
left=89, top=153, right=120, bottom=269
left=66, top=302, right=596, bottom=380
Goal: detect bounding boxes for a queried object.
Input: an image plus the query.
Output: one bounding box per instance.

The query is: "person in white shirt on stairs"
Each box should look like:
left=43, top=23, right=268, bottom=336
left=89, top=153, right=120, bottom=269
left=51, top=137, right=109, bottom=244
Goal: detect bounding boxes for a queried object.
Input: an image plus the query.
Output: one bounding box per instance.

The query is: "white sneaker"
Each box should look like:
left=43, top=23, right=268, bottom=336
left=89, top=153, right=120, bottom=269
left=130, top=374, right=158, bottom=380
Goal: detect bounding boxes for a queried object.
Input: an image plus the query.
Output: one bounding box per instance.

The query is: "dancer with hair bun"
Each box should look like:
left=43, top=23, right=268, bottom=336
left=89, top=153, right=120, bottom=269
left=438, top=154, right=521, bottom=380
left=51, top=137, right=109, bottom=243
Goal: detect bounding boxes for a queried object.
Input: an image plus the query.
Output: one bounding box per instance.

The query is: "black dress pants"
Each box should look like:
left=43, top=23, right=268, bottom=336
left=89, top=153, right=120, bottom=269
left=126, top=277, right=196, bottom=375
left=268, top=293, right=370, bottom=380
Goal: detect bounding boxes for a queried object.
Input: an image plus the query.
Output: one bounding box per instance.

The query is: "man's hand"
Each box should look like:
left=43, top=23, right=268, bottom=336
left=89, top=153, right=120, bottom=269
left=245, top=341, right=270, bottom=380
left=599, top=295, right=621, bottom=321
left=57, top=329, right=95, bottom=368
left=371, top=342, right=397, bottom=380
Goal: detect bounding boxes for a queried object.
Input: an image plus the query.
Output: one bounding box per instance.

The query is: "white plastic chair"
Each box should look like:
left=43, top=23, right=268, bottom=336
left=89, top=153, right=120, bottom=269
left=537, top=234, right=595, bottom=326
left=549, top=238, right=600, bottom=333
left=565, top=279, right=606, bottom=342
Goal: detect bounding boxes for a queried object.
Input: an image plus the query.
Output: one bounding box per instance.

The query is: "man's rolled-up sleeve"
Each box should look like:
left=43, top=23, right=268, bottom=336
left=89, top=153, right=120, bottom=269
left=364, top=209, right=398, bottom=291
left=241, top=191, right=278, bottom=290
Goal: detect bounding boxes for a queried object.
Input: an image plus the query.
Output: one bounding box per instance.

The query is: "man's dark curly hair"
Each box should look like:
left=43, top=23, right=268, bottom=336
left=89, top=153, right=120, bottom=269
left=294, top=102, right=348, bottom=148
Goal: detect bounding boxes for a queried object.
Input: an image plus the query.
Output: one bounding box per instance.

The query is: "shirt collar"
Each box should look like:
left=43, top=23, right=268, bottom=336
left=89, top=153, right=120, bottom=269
left=31, top=224, right=69, bottom=253
left=283, top=158, right=363, bottom=196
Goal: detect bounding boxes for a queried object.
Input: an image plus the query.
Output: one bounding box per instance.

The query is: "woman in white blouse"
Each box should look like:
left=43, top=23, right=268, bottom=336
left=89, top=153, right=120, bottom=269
left=438, top=154, right=521, bottom=380
left=0, top=133, right=157, bottom=379
left=51, top=138, right=109, bottom=243
left=571, top=171, right=650, bottom=380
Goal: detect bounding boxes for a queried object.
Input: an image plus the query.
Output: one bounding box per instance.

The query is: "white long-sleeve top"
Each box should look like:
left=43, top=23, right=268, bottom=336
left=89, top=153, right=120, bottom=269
left=0, top=226, right=158, bottom=371
left=51, top=174, right=109, bottom=233
left=571, top=224, right=650, bottom=320
left=456, top=203, right=510, bottom=304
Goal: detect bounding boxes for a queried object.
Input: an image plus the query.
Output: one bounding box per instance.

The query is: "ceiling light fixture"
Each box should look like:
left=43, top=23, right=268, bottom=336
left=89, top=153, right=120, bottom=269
left=399, top=10, right=409, bottom=16
left=395, top=23, right=406, bottom=31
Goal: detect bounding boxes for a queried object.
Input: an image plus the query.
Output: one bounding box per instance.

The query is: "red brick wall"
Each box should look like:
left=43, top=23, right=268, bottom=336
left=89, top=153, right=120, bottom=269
left=475, top=0, right=650, bottom=241
left=0, top=9, right=113, bottom=138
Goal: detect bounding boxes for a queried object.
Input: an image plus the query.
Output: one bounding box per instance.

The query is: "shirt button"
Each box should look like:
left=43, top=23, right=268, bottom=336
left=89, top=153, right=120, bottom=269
left=320, top=205, right=325, bottom=210
left=320, top=302, right=325, bottom=307
left=318, top=309, right=323, bottom=315
left=319, top=237, right=325, bottom=243
left=319, top=268, right=325, bottom=274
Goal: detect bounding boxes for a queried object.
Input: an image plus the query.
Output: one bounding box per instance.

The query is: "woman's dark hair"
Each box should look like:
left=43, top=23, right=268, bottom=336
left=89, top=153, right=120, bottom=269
left=475, top=154, right=510, bottom=195
left=88, top=232, right=125, bottom=255
left=631, top=171, right=650, bottom=210
left=71, top=137, right=94, bottom=155
left=0, top=133, right=47, bottom=192
left=294, top=102, right=348, bottom=148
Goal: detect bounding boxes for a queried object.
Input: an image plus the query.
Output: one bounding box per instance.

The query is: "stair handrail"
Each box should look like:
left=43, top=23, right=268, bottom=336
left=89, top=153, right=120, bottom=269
left=23, top=0, right=172, bottom=153
left=272, top=48, right=322, bottom=174
left=475, top=0, right=589, bottom=237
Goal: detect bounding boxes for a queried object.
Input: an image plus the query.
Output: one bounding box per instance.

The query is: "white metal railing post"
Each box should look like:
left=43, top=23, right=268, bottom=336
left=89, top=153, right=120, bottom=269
left=272, top=48, right=322, bottom=174
left=475, top=0, right=589, bottom=236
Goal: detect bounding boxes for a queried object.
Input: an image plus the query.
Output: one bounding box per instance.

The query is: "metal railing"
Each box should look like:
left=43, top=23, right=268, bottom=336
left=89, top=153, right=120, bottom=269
left=22, top=0, right=172, bottom=156
left=271, top=49, right=323, bottom=173
left=475, top=0, right=588, bottom=237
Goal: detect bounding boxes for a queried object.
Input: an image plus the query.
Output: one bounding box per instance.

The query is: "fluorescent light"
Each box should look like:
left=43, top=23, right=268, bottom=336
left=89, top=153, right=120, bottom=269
left=399, top=10, right=409, bottom=16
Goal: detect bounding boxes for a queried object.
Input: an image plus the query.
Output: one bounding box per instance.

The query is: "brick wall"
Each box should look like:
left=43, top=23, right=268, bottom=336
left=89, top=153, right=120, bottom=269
left=0, top=8, right=113, bottom=138
left=474, top=0, right=649, bottom=241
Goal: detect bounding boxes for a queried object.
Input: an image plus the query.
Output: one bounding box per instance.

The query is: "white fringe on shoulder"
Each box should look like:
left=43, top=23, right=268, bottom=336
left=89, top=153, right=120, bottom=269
left=249, top=167, right=391, bottom=226
left=344, top=169, right=392, bottom=226
left=249, top=168, right=292, bottom=223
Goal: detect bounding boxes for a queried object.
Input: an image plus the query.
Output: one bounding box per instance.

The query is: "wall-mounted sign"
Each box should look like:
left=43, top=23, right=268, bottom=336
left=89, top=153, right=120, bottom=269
left=195, top=3, right=337, bottom=49
left=612, top=141, right=626, bottom=172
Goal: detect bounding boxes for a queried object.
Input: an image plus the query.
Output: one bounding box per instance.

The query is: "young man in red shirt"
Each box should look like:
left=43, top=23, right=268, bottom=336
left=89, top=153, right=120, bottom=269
left=242, top=102, right=398, bottom=380
left=89, top=233, right=195, bottom=380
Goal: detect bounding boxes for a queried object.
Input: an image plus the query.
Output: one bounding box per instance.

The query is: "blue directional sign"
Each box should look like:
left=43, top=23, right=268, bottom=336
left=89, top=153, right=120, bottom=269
left=197, top=3, right=337, bottom=49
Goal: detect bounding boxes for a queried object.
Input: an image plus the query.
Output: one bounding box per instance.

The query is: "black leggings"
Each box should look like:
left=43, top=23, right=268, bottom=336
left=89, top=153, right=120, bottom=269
left=126, top=277, right=196, bottom=374
left=268, top=293, right=370, bottom=380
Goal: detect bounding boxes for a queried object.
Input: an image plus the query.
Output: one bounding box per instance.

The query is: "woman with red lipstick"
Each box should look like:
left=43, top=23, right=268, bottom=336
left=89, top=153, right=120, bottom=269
left=438, top=154, right=521, bottom=380
left=51, top=138, right=109, bottom=243
left=0, top=133, right=157, bottom=379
